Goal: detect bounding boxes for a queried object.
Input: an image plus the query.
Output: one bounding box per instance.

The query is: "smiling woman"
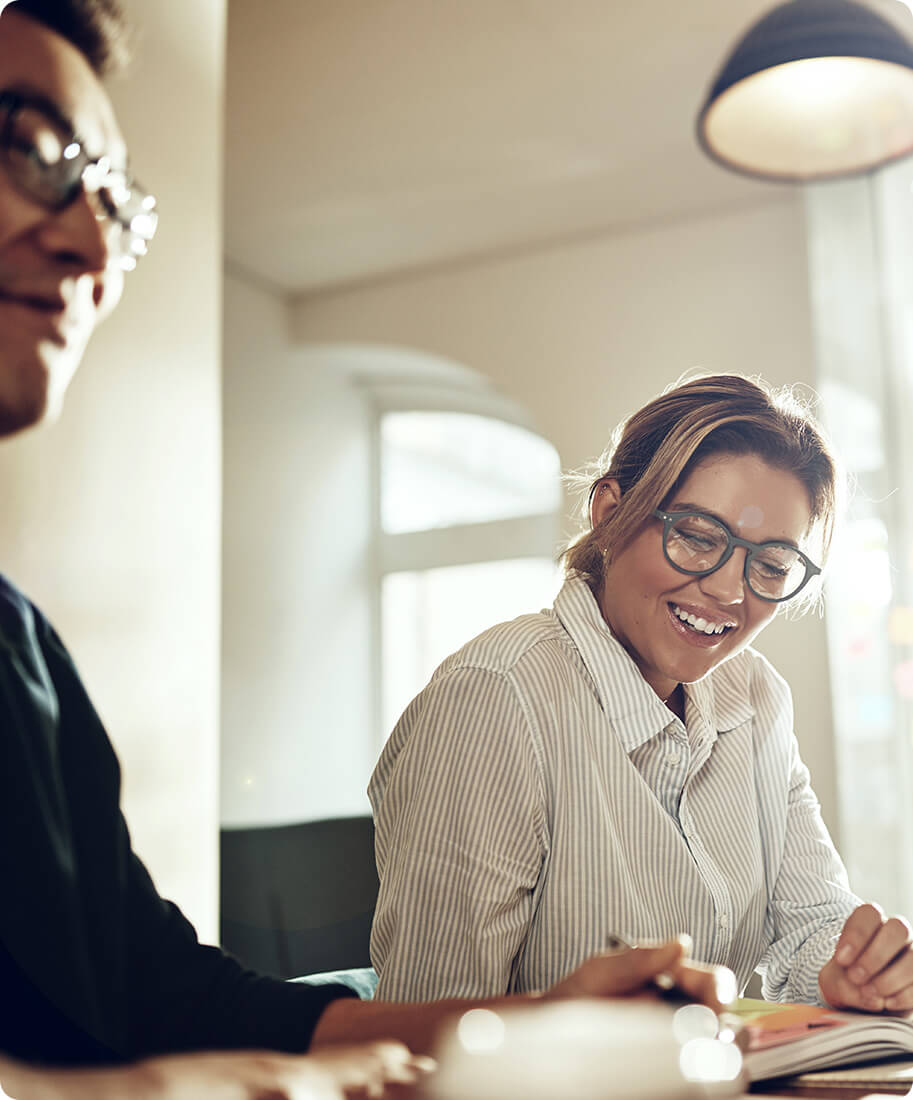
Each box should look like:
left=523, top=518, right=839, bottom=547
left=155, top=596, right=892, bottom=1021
left=368, top=371, right=913, bottom=1015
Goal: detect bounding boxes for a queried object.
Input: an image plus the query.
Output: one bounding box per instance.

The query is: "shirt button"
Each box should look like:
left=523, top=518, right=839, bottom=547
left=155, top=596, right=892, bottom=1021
left=719, top=914, right=730, bottom=930
left=666, top=751, right=680, bottom=765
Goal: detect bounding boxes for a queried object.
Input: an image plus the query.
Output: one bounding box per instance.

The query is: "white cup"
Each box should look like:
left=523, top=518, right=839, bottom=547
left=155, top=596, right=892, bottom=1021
left=425, top=998, right=746, bottom=1100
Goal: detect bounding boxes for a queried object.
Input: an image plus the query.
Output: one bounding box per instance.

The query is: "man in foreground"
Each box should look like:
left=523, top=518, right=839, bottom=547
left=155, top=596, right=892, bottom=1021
left=0, top=2, right=733, bottom=1096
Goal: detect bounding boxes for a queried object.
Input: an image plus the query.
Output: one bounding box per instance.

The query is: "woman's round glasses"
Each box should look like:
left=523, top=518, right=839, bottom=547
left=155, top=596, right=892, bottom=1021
left=653, top=509, right=821, bottom=603
left=0, top=89, right=157, bottom=272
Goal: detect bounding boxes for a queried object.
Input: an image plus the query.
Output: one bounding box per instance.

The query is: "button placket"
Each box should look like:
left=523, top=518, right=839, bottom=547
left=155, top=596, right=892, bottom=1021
left=664, top=721, right=687, bottom=767
left=680, top=808, right=735, bottom=955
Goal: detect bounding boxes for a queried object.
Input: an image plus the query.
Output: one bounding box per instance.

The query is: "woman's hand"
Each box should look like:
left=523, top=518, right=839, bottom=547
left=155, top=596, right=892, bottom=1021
left=819, top=903, right=913, bottom=1013
left=546, top=936, right=738, bottom=1013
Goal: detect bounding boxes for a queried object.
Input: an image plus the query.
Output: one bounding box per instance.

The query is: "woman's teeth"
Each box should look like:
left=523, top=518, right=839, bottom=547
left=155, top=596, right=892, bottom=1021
left=671, top=604, right=733, bottom=636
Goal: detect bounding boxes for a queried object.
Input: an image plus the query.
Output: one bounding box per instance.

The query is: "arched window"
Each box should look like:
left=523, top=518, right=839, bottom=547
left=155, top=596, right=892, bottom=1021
left=365, top=360, right=562, bottom=741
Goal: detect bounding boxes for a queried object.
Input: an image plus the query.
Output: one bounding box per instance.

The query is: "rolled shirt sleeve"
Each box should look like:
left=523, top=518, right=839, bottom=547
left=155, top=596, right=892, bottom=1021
left=370, top=665, right=547, bottom=1001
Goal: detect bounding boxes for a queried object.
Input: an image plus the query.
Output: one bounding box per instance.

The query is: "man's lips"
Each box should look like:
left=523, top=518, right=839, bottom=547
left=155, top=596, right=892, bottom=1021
left=0, top=288, right=84, bottom=348
left=0, top=288, right=68, bottom=313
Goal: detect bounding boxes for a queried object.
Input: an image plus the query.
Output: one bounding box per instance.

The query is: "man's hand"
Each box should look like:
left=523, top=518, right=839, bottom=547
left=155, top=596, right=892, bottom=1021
left=0, top=1041, right=430, bottom=1100
left=819, top=903, right=913, bottom=1013
left=545, top=937, right=738, bottom=1013
left=310, top=938, right=737, bottom=1057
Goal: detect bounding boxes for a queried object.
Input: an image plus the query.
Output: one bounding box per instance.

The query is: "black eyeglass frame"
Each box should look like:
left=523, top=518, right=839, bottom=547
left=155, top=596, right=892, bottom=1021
left=652, top=508, right=821, bottom=603
left=0, top=88, right=157, bottom=266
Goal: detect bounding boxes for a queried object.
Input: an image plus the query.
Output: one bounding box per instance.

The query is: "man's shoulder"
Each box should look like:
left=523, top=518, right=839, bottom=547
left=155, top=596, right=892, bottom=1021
left=0, top=572, right=42, bottom=642
left=0, top=571, right=28, bottom=604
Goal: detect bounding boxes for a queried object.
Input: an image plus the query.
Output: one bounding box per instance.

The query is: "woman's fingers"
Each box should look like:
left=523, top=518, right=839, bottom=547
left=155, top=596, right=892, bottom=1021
left=832, top=903, right=885, bottom=970
left=851, top=917, right=913, bottom=988
left=821, top=904, right=913, bottom=1014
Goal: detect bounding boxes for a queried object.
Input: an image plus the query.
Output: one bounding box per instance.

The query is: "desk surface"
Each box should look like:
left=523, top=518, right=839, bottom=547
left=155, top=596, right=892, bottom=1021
left=747, top=1057, right=913, bottom=1099
left=750, top=1090, right=909, bottom=1099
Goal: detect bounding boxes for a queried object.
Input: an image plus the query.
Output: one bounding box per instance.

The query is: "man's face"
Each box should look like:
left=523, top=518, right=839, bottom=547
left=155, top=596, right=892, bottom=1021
left=0, top=8, right=126, bottom=437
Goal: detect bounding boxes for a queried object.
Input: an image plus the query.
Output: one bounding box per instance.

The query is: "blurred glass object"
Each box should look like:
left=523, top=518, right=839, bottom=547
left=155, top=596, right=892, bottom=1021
left=428, top=1000, right=744, bottom=1100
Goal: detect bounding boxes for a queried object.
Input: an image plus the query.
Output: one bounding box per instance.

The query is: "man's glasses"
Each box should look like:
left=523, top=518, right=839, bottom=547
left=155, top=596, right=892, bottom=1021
left=652, top=508, right=821, bottom=603
left=0, top=89, right=157, bottom=271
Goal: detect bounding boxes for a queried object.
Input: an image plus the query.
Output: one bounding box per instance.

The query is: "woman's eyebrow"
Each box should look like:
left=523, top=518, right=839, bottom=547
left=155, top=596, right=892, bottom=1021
left=667, top=501, right=801, bottom=548
left=667, top=500, right=730, bottom=524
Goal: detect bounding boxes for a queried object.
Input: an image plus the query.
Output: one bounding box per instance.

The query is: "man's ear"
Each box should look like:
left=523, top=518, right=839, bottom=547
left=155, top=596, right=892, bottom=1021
left=590, top=478, right=622, bottom=528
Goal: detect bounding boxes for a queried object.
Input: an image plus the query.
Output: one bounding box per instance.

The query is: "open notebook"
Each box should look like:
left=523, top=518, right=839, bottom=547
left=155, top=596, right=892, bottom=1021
left=728, top=998, right=913, bottom=1082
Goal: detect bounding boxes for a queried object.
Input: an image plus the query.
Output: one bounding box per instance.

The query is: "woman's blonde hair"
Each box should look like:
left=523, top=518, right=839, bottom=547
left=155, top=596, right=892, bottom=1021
left=563, top=373, right=841, bottom=611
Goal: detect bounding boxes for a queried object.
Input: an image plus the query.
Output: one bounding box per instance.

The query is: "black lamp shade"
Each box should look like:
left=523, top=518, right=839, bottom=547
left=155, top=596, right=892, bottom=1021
left=697, top=0, right=913, bottom=181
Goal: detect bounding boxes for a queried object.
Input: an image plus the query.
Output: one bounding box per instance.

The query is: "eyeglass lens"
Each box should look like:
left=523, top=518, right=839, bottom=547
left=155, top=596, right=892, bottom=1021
left=3, top=100, right=76, bottom=206
left=1, top=95, right=157, bottom=267
left=664, top=513, right=808, bottom=600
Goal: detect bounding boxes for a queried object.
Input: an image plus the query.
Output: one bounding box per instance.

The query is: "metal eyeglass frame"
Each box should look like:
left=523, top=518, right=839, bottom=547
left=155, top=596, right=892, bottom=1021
left=0, top=88, right=157, bottom=270
left=652, top=508, right=821, bottom=603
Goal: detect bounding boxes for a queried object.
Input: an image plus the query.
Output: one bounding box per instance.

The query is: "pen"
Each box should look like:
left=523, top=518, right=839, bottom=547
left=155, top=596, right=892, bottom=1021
left=605, top=934, right=696, bottom=1005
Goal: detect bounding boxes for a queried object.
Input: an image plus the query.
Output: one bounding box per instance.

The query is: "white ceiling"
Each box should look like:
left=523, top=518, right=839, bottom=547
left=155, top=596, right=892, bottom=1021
left=223, top=0, right=913, bottom=297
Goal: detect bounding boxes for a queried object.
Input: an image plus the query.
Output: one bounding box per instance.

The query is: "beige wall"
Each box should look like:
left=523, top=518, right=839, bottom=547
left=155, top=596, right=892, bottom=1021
left=292, top=200, right=815, bottom=478
left=288, top=196, right=842, bottom=839
left=221, top=274, right=377, bottom=827
left=0, top=0, right=226, bottom=939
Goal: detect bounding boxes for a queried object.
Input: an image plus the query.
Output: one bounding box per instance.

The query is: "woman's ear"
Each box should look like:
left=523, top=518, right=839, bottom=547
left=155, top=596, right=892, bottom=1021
left=590, top=478, right=622, bottom=528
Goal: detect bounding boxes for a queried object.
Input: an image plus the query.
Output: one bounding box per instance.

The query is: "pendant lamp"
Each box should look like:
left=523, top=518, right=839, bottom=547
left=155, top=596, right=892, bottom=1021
left=697, top=0, right=913, bottom=181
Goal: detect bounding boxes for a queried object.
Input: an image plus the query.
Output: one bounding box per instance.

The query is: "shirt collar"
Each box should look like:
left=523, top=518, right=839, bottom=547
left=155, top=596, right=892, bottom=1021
left=553, top=575, right=754, bottom=751
left=686, top=659, right=756, bottom=733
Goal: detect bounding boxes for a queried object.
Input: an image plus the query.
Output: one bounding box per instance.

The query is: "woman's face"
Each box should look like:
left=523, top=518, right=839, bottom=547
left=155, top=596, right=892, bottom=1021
left=595, top=452, right=813, bottom=701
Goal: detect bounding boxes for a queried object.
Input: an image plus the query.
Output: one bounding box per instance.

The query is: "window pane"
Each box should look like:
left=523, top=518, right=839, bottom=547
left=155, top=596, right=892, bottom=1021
left=808, top=168, right=913, bottom=918
left=381, top=411, right=561, bottom=534
left=825, top=508, right=908, bottom=905
left=382, top=558, right=560, bottom=736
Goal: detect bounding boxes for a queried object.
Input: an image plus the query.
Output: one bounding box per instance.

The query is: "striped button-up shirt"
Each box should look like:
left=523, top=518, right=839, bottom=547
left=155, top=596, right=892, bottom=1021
left=369, top=575, right=859, bottom=1004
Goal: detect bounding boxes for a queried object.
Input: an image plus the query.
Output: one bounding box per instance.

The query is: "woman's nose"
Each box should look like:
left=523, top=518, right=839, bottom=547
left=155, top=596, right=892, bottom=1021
left=698, top=550, right=747, bottom=605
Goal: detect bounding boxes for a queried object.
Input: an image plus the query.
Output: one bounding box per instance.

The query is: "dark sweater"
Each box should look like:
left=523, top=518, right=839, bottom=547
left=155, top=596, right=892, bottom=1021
left=0, top=574, right=352, bottom=1066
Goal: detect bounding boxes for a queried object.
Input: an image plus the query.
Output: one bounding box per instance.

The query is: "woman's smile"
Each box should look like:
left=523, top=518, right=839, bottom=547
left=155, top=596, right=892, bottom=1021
left=666, top=600, right=738, bottom=646
left=595, top=452, right=813, bottom=702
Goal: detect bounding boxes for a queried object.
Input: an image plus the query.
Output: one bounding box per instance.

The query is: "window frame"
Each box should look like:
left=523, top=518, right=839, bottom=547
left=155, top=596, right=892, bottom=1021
left=363, top=376, right=562, bottom=747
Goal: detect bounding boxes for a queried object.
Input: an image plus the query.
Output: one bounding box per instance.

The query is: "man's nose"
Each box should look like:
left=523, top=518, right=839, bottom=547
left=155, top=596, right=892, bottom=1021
left=40, top=186, right=118, bottom=276
left=698, top=550, right=747, bottom=605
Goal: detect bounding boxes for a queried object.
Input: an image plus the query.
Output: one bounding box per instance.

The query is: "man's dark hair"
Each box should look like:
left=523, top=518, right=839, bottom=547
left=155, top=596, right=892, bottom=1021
left=8, top=0, right=129, bottom=76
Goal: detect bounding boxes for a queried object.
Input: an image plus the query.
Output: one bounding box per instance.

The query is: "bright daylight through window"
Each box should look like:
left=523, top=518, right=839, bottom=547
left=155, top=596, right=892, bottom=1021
left=379, top=410, right=562, bottom=739
left=807, top=157, right=913, bottom=919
